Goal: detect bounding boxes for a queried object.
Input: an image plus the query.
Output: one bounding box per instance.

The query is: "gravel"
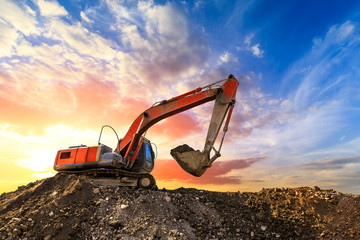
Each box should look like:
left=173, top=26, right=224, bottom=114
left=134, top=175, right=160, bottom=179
left=0, top=173, right=358, bottom=239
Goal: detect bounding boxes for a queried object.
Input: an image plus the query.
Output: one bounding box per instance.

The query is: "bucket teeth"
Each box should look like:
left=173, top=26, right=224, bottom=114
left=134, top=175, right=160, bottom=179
left=170, top=144, right=211, bottom=177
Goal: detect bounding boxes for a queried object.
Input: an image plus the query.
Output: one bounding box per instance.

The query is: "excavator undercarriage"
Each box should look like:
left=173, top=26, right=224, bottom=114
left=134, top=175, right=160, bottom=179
left=60, top=168, right=156, bottom=189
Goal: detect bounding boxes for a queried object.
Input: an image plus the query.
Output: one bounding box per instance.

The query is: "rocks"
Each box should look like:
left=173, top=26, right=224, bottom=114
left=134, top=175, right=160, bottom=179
left=164, top=195, right=171, bottom=203
left=54, top=222, right=62, bottom=230
left=44, top=234, right=52, bottom=240
left=0, top=174, right=358, bottom=239
left=120, top=204, right=129, bottom=210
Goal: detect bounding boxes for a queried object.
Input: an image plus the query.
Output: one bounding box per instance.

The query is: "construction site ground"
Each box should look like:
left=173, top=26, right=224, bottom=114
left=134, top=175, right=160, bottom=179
left=0, top=173, right=359, bottom=239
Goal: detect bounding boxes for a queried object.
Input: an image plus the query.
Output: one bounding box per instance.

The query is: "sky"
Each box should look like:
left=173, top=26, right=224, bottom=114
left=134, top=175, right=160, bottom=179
left=1, top=0, right=360, bottom=194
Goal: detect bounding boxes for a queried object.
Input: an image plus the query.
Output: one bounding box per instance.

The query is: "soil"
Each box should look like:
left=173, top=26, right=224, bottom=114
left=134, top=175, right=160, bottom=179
left=0, top=173, right=358, bottom=240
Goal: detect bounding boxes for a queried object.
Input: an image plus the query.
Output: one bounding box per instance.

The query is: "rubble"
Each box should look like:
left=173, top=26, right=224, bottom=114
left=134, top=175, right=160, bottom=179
left=0, top=173, right=358, bottom=239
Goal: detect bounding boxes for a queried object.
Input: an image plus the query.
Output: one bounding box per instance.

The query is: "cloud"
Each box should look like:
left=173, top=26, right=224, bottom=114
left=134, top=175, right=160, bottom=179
left=37, top=0, right=68, bottom=16
left=152, top=157, right=264, bottom=185
left=244, top=34, right=254, bottom=46
left=312, top=20, right=355, bottom=51
left=232, top=19, right=360, bottom=164
left=285, top=21, right=359, bottom=110
left=0, top=0, right=213, bottom=105
left=0, top=72, right=147, bottom=134
left=332, top=171, right=360, bottom=193
left=80, top=11, right=92, bottom=23
left=241, top=33, right=264, bottom=58
left=0, top=20, right=18, bottom=57
left=250, top=44, right=264, bottom=57
left=0, top=0, right=38, bottom=36
left=150, top=113, right=203, bottom=140
left=44, top=19, right=117, bottom=60
left=252, top=21, right=360, bottom=165
left=218, top=51, right=238, bottom=64
left=0, top=69, right=206, bottom=143
left=222, top=72, right=291, bottom=143
left=107, top=1, right=210, bottom=84
left=299, top=155, right=360, bottom=171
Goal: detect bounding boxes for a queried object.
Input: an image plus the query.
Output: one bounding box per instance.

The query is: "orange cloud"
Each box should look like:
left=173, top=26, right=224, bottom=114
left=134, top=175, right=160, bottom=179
left=150, top=113, right=202, bottom=140
left=152, top=157, right=264, bottom=185
left=0, top=73, right=151, bottom=133
left=0, top=97, right=58, bottom=135
left=0, top=71, right=207, bottom=143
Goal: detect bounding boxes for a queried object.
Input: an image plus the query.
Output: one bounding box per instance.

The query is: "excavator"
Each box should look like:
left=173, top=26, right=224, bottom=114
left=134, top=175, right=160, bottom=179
left=54, top=74, right=239, bottom=189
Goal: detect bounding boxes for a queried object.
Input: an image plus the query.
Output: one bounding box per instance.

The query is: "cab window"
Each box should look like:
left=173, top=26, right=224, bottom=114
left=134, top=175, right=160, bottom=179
left=144, top=143, right=153, bottom=162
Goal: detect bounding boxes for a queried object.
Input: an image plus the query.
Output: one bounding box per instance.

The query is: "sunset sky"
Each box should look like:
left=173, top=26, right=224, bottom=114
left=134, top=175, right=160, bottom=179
left=1, top=0, right=360, bottom=194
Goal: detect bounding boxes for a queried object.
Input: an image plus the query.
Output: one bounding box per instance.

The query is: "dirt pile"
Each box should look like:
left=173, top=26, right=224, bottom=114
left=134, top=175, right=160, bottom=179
left=0, top=174, right=358, bottom=239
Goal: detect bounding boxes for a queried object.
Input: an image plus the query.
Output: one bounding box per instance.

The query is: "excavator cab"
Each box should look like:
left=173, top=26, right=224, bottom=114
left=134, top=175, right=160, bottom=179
left=130, top=139, right=155, bottom=173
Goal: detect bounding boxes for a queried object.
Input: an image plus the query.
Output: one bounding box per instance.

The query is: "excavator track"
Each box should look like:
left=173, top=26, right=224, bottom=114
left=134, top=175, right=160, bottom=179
left=60, top=168, right=156, bottom=189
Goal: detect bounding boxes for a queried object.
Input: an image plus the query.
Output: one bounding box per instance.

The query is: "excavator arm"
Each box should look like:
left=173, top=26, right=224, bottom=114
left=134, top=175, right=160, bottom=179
left=116, top=74, right=239, bottom=176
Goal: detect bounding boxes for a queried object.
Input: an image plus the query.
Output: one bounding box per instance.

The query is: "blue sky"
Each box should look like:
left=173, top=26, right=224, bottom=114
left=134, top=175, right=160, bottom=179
left=0, top=0, right=360, bottom=193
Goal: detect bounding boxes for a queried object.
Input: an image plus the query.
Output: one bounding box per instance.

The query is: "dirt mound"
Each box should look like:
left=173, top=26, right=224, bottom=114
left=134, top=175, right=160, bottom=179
left=319, top=195, right=360, bottom=239
left=0, top=174, right=358, bottom=239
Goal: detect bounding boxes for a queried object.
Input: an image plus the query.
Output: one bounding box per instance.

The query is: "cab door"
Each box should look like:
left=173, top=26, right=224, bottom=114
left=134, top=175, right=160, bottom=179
left=143, top=141, right=155, bottom=172
left=131, top=140, right=155, bottom=173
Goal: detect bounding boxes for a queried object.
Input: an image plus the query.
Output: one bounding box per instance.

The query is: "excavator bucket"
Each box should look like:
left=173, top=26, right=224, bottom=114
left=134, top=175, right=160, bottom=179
left=170, top=144, right=210, bottom=177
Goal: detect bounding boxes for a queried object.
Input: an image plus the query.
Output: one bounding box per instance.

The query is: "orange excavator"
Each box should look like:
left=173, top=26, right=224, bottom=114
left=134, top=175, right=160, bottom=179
left=54, top=74, right=239, bottom=189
